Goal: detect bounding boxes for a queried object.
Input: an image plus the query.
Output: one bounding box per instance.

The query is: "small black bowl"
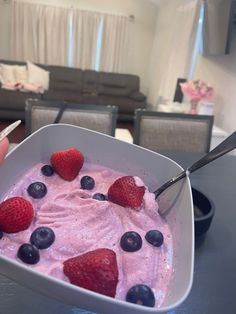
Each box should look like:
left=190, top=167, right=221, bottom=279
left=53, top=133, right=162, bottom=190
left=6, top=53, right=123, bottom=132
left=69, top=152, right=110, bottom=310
left=192, top=187, right=215, bottom=237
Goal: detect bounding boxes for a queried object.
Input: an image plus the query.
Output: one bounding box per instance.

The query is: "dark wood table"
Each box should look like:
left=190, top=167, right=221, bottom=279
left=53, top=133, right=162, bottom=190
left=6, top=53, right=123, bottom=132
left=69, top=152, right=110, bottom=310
left=0, top=152, right=236, bottom=314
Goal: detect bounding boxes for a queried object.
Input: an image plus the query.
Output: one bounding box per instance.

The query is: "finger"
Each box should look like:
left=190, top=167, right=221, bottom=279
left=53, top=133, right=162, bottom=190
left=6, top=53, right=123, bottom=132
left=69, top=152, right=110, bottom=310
left=0, top=137, right=9, bottom=162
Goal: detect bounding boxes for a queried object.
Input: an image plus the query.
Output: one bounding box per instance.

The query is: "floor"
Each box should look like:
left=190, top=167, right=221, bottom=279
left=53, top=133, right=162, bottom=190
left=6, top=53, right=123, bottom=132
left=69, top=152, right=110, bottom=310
left=0, top=119, right=134, bottom=144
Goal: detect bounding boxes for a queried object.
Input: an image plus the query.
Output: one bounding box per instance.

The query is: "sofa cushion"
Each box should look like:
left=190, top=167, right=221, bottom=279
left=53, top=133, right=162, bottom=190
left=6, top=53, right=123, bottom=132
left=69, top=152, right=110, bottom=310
left=98, top=95, right=146, bottom=114
left=130, top=91, right=146, bottom=102
left=43, top=90, right=82, bottom=103
left=0, top=89, right=41, bottom=110
left=80, top=93, right=98, bottom=105
left=97, top=72, right=140, bottom=97
left=98, top=85, right=131, bottom=97
left=42, top=65, right=83, bottom=92
left=82, top=70, right=98, bottom=94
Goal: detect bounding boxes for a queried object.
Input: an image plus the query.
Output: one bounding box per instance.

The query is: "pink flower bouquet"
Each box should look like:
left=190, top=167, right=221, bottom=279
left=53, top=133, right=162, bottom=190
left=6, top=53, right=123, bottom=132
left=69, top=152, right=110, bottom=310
left=180, top=80, right=214, bottom=102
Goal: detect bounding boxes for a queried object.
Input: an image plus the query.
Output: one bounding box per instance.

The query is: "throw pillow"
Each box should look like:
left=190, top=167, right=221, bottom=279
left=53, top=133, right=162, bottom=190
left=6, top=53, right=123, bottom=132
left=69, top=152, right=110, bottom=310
left=0, top=64, right=18, bottom=90
left=27, top=61, right=49, bottom=91
left=14, top=65, right=28, bottom=84
left=0, top=63, right=16, bottom=84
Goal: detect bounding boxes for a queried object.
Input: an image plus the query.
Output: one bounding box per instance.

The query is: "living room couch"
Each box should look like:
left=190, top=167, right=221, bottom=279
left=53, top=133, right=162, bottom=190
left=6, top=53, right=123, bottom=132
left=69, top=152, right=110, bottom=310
left=0, top=60, right=147, bottom=122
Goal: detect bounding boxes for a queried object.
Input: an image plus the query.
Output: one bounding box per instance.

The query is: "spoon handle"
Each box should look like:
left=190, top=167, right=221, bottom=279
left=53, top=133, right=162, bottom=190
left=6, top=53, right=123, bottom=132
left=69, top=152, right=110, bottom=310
left=154, top=131, right=236, bottom=199
left=188, top=131, right=236, bottom=174
left=154, top=170, right=186, bottom=198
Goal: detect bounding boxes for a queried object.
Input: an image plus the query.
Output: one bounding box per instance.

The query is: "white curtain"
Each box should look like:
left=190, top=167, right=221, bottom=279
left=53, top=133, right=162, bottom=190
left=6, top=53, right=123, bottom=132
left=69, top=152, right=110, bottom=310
left=11, top=1, right=70, bottom=65
left=147, top=0, right=202, bottom=105
left=72, top=10, right=101, bottom=69
left=11, top=1, right=38, bottom=61
left=11, top=1, right=129, bottom=71
left=37, top=5, right=70, bottom=65
left=99, top=14, right=129, bottom=73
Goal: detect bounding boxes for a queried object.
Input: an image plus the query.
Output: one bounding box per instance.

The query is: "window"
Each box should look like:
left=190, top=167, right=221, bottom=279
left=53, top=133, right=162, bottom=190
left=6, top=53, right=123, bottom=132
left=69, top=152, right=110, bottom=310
left=95, top=18, right=104, bottom=71
left=188, top=2, right=204, bottom=79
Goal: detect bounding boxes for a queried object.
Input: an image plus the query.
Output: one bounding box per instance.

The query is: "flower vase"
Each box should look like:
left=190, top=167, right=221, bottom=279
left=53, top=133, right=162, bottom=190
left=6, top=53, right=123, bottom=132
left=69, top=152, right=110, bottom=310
left=189, top=99, right=198, bottom=114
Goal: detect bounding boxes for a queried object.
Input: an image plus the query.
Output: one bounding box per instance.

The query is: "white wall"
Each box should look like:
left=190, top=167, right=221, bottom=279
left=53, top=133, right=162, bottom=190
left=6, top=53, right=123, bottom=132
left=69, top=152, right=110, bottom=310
left=193, top=31, right=236, bottom=133
left=147, top=0, right=177, bottom=106
left=147, top=0, right=236, bottom=133
left=0, top=0, right=158, bottom=94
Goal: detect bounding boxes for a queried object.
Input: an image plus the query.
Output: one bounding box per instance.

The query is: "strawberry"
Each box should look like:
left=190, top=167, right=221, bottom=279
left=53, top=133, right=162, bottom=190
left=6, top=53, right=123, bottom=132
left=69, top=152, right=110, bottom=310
left=50, top=148, right=84, bottom=181
left=108, top=176, right=145, bottom=209
left=0, top=197, right=34, bottom=233
left=63, top=248, right=118, bottom=298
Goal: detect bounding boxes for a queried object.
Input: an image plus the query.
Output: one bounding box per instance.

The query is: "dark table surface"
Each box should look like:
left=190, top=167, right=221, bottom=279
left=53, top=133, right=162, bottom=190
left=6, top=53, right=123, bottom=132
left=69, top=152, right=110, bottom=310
left=163, top=152, right=236, bottom=314
left=0, top=152, right=236, bottom=314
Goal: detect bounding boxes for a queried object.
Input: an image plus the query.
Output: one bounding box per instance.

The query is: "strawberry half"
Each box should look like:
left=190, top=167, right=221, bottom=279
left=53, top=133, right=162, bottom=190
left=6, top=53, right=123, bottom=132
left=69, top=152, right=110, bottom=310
left=108, top=176, right=145, bottom=209
left=63, top=248, right=118, bottom=298
left=50, top=148, right=84, bottom=181
left=0, top=197, right=34, bottom=233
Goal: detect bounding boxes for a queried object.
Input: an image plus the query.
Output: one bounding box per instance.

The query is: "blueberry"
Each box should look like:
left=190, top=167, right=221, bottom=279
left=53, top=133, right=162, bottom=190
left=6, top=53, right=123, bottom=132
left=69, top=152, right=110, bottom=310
left=41, top=165, right=54, bottom=177
left=0, top=231, right=3, bottom=239
left=17, top=243, right=40, bottom=264
left=145, top=230, right=164, bottom=247
left=92, top=193, right=107, bottom=201
left=126, top=284, right=155, bottom=307
left=30, top=227, right=55, bottom=249
left=120, top=231, right=142, bottom=252
left=80, top=176, right=95, bottom=190
left=27, top=182, right=47, bottom=199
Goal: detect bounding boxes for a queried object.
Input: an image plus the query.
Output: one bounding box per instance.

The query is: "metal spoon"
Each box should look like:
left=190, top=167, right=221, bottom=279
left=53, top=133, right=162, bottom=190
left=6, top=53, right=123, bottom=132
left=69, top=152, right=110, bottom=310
left=155, top=131, right=236, bottom=217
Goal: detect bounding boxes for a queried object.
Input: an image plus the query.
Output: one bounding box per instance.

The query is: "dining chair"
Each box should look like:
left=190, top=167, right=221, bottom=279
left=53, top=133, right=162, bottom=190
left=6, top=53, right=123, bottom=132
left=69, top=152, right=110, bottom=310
left=25, top=99, right=118, bottom=137
left=133, top=109, right=214, bottom=153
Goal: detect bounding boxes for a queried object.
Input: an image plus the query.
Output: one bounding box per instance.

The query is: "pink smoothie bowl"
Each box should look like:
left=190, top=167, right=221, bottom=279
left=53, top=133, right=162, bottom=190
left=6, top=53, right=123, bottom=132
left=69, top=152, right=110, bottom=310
left=0, top=124, right=194, bottom=314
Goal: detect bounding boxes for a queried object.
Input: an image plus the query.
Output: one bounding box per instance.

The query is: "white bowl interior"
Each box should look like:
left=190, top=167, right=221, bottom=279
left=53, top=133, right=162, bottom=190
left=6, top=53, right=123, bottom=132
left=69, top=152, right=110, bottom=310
left=0, top=124, right=194, bottom=314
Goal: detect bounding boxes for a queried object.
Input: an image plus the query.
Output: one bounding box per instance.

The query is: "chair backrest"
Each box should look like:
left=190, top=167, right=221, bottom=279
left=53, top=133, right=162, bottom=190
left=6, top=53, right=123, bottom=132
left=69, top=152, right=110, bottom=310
left=133, top=110, right=214, bottom=153
left=25, top=99, right=118, bottom=137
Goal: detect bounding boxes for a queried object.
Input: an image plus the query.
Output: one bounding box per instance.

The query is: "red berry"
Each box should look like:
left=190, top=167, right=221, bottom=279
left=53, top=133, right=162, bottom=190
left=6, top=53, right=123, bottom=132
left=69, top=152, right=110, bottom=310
left=108, top=176, right=145, bottom=209
left=0, top=197, right=34, bottom=233
left=50, top=148, right=84, bottom=181
left=63, top=248, right=118, bottom=298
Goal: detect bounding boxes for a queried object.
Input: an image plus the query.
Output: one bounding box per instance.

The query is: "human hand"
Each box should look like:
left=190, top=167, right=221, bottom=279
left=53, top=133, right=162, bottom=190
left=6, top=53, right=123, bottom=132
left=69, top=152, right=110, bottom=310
left=0, top=137, right=9, bottom=162
left=0, top=120, right=21, bottom=163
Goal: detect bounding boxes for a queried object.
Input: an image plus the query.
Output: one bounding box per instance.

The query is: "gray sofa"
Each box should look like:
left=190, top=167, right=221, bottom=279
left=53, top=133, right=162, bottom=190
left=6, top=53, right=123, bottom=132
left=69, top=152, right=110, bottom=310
left=0, top=60, right=147, bottom=122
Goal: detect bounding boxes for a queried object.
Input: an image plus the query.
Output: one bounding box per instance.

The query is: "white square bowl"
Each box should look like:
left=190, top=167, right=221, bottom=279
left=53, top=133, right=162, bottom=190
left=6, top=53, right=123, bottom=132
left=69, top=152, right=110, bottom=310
left=0, top=124, right=194, bottom=314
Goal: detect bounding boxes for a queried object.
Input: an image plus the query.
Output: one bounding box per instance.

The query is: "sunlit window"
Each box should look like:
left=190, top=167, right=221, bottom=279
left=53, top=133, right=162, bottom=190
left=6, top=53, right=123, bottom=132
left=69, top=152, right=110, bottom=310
left=68, top=14, right=104, bottom=70
left=188, top=2, right=204, bottom=79
left=68, top=11, right=74, bottom=67
left=95, top=19, right=104, bottom=71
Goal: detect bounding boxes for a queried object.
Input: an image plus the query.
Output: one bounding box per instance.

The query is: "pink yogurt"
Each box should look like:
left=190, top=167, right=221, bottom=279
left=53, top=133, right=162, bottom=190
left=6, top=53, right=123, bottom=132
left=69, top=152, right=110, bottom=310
left=0, top=162, right=173, bottom=307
